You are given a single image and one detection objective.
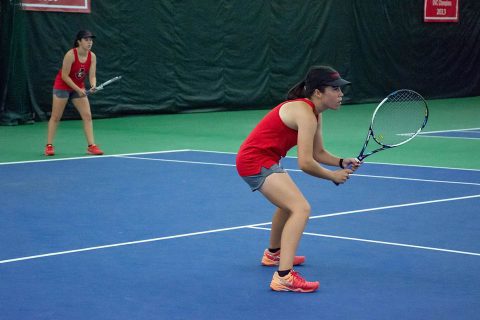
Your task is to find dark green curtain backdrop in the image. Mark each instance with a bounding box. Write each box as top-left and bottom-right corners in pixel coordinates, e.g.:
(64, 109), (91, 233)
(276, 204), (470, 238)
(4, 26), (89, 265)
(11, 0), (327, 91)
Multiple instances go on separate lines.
(1, 1), (479, 124)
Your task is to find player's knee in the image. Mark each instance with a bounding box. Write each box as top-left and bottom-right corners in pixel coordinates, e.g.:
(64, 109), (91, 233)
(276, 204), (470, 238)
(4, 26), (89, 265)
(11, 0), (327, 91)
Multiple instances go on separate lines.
(82, 113), (92, 122)
(49, 116), (61, 123)
(292, 202), (311, 220)
(302, 204), (311, 219)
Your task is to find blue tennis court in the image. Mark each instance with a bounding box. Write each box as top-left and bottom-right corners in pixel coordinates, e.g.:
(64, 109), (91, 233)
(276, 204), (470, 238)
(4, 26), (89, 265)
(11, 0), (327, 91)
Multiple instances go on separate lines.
(1, 150), (479, 320)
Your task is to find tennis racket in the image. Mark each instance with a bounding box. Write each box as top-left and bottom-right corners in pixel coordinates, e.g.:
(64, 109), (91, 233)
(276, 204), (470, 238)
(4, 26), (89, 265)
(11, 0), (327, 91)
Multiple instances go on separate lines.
(357, 89), (429, 161)
(87, 76), (122, 95)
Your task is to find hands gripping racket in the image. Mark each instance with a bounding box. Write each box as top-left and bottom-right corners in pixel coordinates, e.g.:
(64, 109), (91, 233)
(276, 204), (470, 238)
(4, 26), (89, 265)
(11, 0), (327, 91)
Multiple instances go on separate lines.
(87, 76), (122, 95)
(357, 89), (429, 161)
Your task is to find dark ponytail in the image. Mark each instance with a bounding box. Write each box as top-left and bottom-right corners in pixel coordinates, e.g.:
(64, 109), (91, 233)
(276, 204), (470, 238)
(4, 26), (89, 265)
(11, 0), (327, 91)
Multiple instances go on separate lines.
(286, 80), (306, 100)
(288, 65), (345, 100)
(73, 34), (81, 48)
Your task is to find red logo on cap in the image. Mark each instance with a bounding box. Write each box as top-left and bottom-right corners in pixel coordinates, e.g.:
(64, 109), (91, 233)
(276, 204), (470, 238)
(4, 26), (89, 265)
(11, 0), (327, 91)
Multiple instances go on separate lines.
(330, 72), (340, 79)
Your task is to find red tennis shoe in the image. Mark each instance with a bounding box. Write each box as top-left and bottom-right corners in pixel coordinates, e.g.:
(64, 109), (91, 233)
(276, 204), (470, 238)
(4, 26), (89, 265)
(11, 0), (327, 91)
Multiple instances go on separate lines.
(270, 270), (319, 292)
(261, 249), (305, 266)
(45, 144), (55, 156)
(87, 144), (104, 155)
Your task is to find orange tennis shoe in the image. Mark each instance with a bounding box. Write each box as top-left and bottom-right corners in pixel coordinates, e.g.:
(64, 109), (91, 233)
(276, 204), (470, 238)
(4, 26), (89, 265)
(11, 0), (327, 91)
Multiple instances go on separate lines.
(261, 249), (305, 266)
(270, 270), (319, 293)
(87, 144), (104, 155)
(45, 144), (55, 156)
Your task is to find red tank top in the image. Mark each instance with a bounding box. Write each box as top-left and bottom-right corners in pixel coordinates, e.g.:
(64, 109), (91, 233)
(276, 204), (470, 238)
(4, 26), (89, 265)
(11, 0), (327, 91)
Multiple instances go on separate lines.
(53, 48), (91, 91)
(236, 98), (317, 176)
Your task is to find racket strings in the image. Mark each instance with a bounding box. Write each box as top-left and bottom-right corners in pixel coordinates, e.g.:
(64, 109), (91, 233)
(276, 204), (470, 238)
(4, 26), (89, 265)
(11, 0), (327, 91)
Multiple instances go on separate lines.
(372, 90), (427, 146)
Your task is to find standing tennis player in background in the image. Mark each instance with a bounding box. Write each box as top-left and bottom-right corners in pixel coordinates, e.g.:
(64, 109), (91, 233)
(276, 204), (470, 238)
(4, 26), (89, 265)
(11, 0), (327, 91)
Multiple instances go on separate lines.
(44, 30), (103, 156)
(236, 65), (361, 292)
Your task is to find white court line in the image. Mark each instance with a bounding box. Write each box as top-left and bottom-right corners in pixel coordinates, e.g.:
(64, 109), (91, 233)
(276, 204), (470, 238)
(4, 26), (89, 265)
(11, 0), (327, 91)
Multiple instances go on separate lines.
(353, 160), (480, 172)
(1, 149), (479, 172)
(117, 155), (480, 186)
(0, 225), (249, 265)
(249, 227), (480, 257)
(416, 135), (480, 141)
(1, 194), (479, 265)
(421, 127), (480, 134)
(115, 155), (236, 167)
(189, 149), (480, 172)
(0, 149), (191, 166)
(308, 194), (480, 220)
(415, 127), (480, 140)
(349, 173), (480, 186)
(400, 131), (480, 137)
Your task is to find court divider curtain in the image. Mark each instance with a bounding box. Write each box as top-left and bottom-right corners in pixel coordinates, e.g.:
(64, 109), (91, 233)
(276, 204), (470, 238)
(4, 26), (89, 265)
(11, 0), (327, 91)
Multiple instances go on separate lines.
(1, 0), (479, 124)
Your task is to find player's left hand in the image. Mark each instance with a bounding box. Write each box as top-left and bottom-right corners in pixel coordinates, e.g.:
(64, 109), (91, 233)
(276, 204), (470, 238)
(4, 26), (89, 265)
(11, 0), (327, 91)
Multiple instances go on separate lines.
(343, 158), (362, 172)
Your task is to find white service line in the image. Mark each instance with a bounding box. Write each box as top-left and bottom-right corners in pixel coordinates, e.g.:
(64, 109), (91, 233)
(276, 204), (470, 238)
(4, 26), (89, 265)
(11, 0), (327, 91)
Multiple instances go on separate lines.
(115, 155), (236, 167)
(309, 194), (480, 219)
(2, 148), (479, 172)
(0, 149), (192, 166)
(1, 194), (478, 265)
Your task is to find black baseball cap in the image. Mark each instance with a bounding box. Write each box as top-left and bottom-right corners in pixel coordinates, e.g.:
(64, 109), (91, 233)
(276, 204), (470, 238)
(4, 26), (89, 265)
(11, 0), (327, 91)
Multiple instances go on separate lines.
(76, 30), (96, 39)
(306, 65), (350, 88)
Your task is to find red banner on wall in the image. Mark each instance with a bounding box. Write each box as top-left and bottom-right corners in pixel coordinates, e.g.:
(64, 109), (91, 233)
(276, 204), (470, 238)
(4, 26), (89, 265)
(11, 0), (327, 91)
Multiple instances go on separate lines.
(21, 0), (91, 13)
(424, 0), (459, 22)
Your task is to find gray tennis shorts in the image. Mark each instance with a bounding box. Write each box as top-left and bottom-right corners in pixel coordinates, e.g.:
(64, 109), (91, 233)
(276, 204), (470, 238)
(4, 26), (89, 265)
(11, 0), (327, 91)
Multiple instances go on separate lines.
(53, 89), (81, 99)
(241, 164), (286, 192)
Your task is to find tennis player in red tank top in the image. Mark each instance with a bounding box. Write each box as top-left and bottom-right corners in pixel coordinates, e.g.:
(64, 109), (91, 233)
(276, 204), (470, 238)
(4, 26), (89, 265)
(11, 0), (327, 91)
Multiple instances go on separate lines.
(45, 30), (103, 156)
(236, 66), (362, 292)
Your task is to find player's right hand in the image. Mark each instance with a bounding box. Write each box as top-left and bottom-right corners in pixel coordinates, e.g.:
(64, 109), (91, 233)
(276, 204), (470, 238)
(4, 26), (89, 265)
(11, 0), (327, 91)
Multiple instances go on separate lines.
(77, 89), (87, 97)
(332, 168), (353, 185)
